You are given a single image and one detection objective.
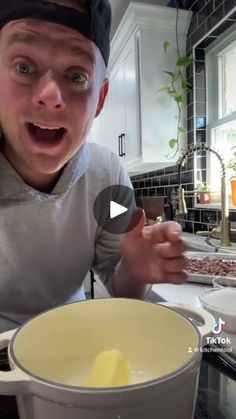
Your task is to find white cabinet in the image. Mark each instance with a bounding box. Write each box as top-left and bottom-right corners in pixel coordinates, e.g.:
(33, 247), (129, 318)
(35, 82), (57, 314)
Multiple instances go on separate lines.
(88, 87), (112, 151)
(90, 35), (140, 162)
(89, 2), (192, 174)
(109, 35), (140, 162)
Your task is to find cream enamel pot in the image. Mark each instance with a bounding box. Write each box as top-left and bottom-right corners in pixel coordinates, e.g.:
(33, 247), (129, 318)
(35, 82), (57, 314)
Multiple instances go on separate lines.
(0, 298), (215, 419)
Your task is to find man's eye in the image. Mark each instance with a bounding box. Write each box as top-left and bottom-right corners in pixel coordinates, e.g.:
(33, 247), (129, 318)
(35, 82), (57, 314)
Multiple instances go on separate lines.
(69, 71), (88, 84)
(15, 63), (33, 74)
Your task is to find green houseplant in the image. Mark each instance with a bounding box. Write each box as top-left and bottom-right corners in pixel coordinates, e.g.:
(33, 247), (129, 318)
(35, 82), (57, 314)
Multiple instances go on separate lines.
(158, 6), (194, 157)
(195, 182), (213, 205)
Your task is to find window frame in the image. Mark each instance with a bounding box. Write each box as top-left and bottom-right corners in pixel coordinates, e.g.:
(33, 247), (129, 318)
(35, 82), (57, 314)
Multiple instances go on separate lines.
(205, 23), (236, 206)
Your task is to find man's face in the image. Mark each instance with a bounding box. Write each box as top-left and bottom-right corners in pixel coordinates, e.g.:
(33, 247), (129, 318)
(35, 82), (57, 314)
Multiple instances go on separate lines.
(0, 1), (108, 187)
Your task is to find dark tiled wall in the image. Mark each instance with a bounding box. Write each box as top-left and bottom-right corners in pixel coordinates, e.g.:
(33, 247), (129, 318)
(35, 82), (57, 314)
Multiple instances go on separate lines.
(131, 0), (236, 234)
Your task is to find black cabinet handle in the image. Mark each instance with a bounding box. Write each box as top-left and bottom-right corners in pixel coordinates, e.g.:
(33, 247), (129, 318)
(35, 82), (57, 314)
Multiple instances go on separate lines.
(121, 133), (126, 157)
(118, 135), (122, 156)
(118, 133), (126, 157)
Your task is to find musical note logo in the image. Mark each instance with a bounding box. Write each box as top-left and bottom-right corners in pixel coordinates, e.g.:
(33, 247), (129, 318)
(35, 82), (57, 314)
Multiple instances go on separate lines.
(212, 318), (225, 335)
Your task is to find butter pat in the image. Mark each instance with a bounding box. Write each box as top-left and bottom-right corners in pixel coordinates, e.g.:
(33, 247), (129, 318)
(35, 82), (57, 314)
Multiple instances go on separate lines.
(84, 349), (131, 388)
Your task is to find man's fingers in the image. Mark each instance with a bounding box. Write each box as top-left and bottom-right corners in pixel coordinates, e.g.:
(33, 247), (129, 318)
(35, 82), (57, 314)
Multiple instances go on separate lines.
(156, 239), (187, 258)
(162, 256), (188, 273)
(146, 221), (183, 244)
(125, 207), (146, 237)
(163, 221), (182, 242)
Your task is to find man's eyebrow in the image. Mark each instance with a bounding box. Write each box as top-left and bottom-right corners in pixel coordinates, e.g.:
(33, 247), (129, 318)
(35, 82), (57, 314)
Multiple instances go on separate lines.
(6, 33), (95, 65)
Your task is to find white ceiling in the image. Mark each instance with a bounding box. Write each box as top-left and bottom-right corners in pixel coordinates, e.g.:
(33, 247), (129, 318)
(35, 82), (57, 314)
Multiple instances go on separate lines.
(109, 0), (169, 37)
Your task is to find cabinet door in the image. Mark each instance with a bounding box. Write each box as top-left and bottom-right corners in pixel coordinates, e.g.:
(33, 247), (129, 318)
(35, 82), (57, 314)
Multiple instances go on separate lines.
(108, 35), (141, 163)
(122, 35), (141, 163)
(88, 64), (124, 155)
(89, 35), (141, 163)
(108, 63), (126, 156)
(88, 92), (112, 149)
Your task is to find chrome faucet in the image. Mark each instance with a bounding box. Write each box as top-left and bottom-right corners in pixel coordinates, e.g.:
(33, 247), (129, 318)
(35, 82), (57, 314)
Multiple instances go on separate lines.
(177, 143), (231, 248)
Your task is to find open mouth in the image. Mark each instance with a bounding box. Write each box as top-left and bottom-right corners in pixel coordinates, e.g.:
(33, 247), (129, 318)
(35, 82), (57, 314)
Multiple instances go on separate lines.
(27, 122), (67, 146)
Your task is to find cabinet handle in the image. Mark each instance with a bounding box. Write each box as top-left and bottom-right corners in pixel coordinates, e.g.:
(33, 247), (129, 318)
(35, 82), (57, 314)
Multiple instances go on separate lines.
(118, 135), (122, 157)
(121, 133), (126, 157)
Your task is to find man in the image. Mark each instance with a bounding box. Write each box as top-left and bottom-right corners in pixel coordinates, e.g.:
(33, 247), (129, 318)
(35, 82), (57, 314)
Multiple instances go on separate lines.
(0, 0), (187, 333)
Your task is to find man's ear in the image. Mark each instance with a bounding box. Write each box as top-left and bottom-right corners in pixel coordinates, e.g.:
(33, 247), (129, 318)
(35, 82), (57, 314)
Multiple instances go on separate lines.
(95, 79), (109, 118)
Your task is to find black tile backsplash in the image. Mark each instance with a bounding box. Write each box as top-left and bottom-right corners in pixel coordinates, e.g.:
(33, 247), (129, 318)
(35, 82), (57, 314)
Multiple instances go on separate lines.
(180, 170), (194, 184)
(196, 102), (206, 116)
(195, 48), (205, 60)
(196, 74), (206, 89)
(201, 210), (217, 224)
(191, 22), (206, 45)
(189, 17), (197, 34)
(196, 130), (206, 142)
(198, 35), (218, 48)
(187, 103), (194, 118)
(196, 156), (206, 170)
(149, 187), (158, 196)
(185, 196), (194, 209)
(187, 130), (194, 144)
(214, 0), (224, 8)
(152, 178), (160, 187)
(131, 0), (236, 235)
(207, 5), (224, 30)
(225, 1), (236, 15)
(230, 212), (236, 222)
(198, 3), (214, 26)
(187, 89), (194, 103)
(189, 209), (200, 222)
(195, 60), (205, 73)
(160, 176), (170, 186)
(187, 116), (194, 131)
(186, 156), (194, 170)
(196, 88), (206, 102)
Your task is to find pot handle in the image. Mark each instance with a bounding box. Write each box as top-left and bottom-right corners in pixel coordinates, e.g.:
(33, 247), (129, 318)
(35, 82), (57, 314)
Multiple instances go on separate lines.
(159, 302), (215, 346)
(0, 329), (30, 395)
(0, 328), (17, 350)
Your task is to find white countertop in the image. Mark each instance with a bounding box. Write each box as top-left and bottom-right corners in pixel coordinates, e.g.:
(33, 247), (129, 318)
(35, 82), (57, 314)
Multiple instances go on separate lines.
(183, 232), (236, 254)
(152, 282), (209, 308)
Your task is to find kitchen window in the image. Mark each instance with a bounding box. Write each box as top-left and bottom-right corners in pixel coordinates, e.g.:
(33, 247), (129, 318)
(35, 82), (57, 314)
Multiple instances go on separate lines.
(206, 24), (236, 200)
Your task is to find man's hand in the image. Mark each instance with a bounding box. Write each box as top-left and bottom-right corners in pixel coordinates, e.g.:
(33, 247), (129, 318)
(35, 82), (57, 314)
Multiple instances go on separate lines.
(112, 208), (188, 298)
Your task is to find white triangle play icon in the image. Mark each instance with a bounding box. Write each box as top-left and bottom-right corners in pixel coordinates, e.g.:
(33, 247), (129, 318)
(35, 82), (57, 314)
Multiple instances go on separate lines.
(110, 201), (128, 219)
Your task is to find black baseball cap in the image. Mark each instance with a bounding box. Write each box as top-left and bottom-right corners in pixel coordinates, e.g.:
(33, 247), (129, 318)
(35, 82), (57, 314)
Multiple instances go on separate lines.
(0, 0), (112, 66)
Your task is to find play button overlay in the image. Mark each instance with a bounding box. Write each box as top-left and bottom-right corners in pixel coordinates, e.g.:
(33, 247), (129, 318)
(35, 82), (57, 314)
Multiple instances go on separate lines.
(110, 201), (128, 219)
(93, 185), (142, 234)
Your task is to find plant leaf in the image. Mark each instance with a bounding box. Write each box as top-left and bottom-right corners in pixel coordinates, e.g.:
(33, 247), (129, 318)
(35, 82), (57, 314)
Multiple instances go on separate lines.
(169, 138), (178, 149)
(177, 56), (194, 67)
(168, 90), (177, 96)
(181, 80), (192, 89)
(178, 127), (186, 133)
(163, 41), (170, 53)
(164, 71), (176, 78)
(156, 86), (171, 93)
(174, 94), (184, 103)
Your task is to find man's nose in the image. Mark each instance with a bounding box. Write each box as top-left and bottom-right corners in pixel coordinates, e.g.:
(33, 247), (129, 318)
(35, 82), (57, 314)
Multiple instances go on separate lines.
(32, 72), (66, 111)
